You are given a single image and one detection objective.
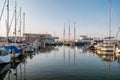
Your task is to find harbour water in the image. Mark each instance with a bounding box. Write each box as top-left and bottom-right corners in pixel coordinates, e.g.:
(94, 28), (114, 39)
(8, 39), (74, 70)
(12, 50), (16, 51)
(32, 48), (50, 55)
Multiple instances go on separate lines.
(0, 46), (120, 80)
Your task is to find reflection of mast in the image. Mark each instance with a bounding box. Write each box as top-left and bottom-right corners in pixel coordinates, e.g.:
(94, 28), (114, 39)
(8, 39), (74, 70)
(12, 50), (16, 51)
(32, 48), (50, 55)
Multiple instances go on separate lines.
(68, 47), (70, 65)
(107, 63), (111, 80)
(8, 69), (11, 80)
(74, 47), (76, 65)
(63, 46), (66, 65)
(20, 64), (22, 80)
(24, 62), (27, 80)
(15, 65), (18, 80)
(11, 61), (18, 80)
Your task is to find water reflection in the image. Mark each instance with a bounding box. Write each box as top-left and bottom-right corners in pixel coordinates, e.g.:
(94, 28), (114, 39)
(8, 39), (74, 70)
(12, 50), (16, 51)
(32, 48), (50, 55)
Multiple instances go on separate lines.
(73, 47), (76, 65)
(39, 46), (58, 53)
(0, 46), (120, 80)
(77, 46), (89, 53)
(0, 55), (27, 80)
(63, 46), (66, 65)
(91, 50), (120, 63)
(91, 50), (120, 80)
(0, 64), (10, 80)
(62, 46), (77, 66)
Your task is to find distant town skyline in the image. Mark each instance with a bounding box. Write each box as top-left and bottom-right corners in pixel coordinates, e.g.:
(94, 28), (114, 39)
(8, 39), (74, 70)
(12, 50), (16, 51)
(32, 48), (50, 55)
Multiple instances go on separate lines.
(0, 0), (120, 39)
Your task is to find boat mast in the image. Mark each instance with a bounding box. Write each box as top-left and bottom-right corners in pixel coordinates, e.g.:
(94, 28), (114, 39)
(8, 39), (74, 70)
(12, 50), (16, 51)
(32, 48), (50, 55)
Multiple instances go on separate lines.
(19, 7), (21, 37)
(63, 22), (65, 42)
(109, 0), (112, 38)
(23, 12), (25, 40)
(6, 0), (9, 43)
(74, 21), (76, 42)
(68, 21), (70, 41)
(14, 1), (17, 42)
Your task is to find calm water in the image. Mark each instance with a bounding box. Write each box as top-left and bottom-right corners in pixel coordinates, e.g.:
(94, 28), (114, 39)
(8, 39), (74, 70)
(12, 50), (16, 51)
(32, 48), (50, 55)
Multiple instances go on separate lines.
(0, 46), (120, 80)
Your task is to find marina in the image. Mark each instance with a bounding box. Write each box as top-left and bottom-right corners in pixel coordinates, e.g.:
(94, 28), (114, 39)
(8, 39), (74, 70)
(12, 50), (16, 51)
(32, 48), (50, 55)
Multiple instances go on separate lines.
(0, 0), (120, 80)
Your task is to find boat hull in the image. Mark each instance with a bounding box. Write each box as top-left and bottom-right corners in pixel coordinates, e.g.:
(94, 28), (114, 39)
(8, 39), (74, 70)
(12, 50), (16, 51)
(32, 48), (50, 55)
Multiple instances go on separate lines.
(0, 54), (11, 64)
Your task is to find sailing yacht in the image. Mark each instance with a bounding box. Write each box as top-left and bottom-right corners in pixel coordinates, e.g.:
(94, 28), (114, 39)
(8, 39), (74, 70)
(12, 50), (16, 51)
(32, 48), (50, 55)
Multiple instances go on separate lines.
(4, 1), (22, 58)
(0, 0), (11, 64)
(95, 0), (116, 55)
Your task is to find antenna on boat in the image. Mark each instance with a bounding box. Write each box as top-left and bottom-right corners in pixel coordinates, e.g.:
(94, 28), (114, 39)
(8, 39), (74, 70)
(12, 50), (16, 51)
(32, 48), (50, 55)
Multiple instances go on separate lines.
(109, 0), (112, 39)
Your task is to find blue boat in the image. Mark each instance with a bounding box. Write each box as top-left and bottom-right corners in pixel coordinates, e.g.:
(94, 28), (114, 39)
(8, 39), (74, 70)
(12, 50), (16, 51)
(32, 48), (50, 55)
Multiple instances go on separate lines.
(4, 45), (21, 58)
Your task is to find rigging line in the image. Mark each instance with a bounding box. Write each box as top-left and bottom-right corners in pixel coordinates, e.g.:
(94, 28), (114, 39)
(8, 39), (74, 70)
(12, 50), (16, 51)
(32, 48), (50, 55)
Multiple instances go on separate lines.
(18, 7), (22, 33)
(115, 26), (120, 39)
(16, 9), (21, 28)
(0, 0), (6, 21)
(8, 10), (15, 34)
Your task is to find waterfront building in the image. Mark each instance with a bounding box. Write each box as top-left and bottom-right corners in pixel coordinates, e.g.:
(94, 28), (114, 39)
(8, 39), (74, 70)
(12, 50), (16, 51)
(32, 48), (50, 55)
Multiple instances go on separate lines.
(24, 33), (59, 45)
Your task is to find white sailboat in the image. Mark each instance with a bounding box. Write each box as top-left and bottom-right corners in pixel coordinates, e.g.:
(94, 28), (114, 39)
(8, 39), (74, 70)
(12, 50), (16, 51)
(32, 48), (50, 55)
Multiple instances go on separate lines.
(95, 0), (116, 55)
(0, 0), (11, 64)
(4, 1), (21, 58)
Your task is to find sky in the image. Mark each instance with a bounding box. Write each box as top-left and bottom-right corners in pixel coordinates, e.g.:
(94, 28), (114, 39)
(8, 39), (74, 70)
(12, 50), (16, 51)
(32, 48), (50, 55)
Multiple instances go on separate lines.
(0, 0), (120, 40)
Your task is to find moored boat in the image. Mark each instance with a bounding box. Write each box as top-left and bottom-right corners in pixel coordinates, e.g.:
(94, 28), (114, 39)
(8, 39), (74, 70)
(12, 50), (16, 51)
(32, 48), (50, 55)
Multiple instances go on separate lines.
(0, 47), (11, 64)
(4, 45), (21, 58)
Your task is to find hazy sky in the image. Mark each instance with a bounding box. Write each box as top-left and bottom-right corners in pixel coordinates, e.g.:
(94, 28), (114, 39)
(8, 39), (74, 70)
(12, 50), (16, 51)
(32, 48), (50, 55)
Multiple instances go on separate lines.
(0, 0), (120, 39)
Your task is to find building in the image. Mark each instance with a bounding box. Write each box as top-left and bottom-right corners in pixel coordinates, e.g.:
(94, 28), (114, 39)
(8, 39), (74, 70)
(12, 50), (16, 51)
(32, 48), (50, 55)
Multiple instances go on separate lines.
(24, 33), (58, 42)
(24, 33), (40, 42)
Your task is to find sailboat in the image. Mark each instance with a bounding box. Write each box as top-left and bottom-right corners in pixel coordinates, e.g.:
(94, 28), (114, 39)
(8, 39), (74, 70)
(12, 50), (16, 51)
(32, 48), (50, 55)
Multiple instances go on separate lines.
(0, 0), (11, 64)
(95, 0), (116, 55)
(4, 1), (21, 58)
